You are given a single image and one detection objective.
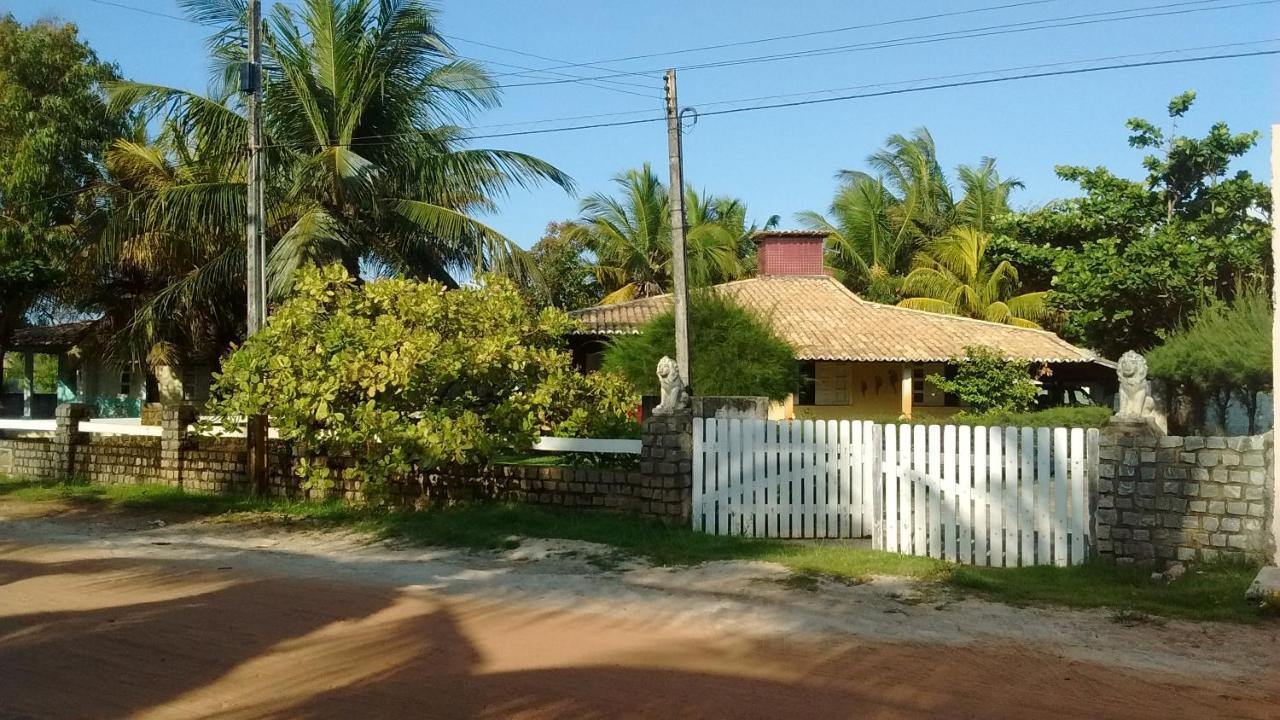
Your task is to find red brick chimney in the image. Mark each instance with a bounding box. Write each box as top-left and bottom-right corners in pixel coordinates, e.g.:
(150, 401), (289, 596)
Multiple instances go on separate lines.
(755, 230), (827, 277)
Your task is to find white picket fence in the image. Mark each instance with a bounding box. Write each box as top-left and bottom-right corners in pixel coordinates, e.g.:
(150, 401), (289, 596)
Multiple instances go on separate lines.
(692, 418), (1100, 567)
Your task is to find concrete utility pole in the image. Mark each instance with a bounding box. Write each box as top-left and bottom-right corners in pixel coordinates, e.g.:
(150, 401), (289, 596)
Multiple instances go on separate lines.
(664, 69), (692, 392)
(1271, 124), (1278, 565)
(243, 0), (268, 495)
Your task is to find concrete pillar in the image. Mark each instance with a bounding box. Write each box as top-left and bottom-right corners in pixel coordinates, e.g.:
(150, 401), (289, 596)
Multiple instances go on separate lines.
(899, 364), (913, 420)
(53, 403), (91, 479)
(160, 404), (198, 488)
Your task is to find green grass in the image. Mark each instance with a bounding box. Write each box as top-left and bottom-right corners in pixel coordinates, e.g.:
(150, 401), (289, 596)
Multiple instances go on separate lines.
(1, 475), (1267, 623)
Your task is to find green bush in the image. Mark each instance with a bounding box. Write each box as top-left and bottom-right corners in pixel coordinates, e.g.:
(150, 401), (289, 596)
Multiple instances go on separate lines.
(951, 405), (1113, 428)
(207, 265), (638, 493)
(602, 291), (797, 401)
(928, 345), (1041, 414)
(1147, 285), (1272, 432)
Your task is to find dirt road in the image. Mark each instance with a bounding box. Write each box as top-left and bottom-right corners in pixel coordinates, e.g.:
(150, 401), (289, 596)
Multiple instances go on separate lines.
(2, 500), (1277, 719)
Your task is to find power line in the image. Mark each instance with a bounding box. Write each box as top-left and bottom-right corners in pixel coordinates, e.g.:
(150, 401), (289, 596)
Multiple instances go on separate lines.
(461, 38), (1280, 131)
(257, 48), (1278, 149)
(486, 0), (1072, 77)
(445, 33), (659, 97)
(486, 0), (1277, 89)
(85, 0), (201, 24)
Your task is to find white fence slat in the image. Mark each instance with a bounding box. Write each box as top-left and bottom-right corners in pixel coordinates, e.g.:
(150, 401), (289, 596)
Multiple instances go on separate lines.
(750, 419), (765, 538)
(926, 425), (942, 559)
(0, 418), (56, 432)
(912, 424), (927, 555)
(957, 425), (973, 564)
(941, 424), (957, 562)
(1003, 427), (1019, 568)
(988, 427), (1004, 566)
(884, 425), (899, 552)
(1035, 427), (1052, 565)
(1019, 427), (1035, 566)
(532, 436), (642, 454)
(837, 421), (851, 537)
(1053, 427), (1070, 567)
(693, 419), (706, 533)
(898, 424), (912, 553)
(861, 421), (874, 537)
(972, 426), (988, 565)
(1087, 427), (1101, 558)
(1070, 427), (1086, 564)
(870, 423), (883, 549)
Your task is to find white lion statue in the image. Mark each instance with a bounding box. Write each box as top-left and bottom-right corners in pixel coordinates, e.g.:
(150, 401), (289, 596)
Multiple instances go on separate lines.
(1116, 350), (1156, 419)
(653, 355), (689, 415)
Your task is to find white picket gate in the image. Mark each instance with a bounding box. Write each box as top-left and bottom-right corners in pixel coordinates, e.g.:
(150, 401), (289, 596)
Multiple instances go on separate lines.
(692, 418), (1100, 566)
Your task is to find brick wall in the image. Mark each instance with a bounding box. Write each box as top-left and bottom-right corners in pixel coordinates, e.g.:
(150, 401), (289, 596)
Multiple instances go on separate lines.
(0, 404), (692, 525)
(1096, 424), (1274, 566)
(756, 233), (826, 276)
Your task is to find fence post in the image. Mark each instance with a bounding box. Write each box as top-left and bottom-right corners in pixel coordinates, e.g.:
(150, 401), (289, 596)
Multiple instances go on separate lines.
(640, 410), (693, 524)
(52, 402), (91, 480)
(160, 404), (198, 488)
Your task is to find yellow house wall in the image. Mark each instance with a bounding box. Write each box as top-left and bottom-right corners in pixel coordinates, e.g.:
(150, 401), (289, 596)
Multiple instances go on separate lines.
(773, 361), (964, 421)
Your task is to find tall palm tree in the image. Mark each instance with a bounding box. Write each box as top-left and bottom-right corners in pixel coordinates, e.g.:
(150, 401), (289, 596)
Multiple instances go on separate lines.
(898, 228), (1048, 328)
(567, 165), (746, 304)
(94, 0), (570, 357)
(800, 128), (1020, 303)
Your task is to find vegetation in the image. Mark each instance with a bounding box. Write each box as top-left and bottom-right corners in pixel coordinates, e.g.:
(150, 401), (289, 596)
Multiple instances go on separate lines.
(1147, 285), (1273, 433)
(2, 474), (1266, 623)
(929, 346), (1042, 414)
(602, 292), (797, 400)
(523, 222), (602, 311)
(0, 16), (125, 361)
(898, 228), (1048, 328)
(996, 92), (1271, 355)
(798, 129), (1022, 303)
(942, 405), (1113, 429)
(565, 164), (763, 304)
(206, 265), (637, 492)
(88, 0), (571, 364)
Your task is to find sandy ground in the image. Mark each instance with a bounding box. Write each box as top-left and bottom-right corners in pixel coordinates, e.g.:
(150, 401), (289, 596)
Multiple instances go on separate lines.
(1, 499), (1278, 719)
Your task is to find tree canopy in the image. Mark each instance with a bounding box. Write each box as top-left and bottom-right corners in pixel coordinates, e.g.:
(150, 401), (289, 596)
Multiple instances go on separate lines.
(602, 292), (797, 401)
(0, 16), (124, 357)
(995, 91), (1271, 356)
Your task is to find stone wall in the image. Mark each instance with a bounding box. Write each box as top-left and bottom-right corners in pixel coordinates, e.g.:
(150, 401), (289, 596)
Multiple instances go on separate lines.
(1096, 424), (1274, 566)
(0, 403), (691, 524)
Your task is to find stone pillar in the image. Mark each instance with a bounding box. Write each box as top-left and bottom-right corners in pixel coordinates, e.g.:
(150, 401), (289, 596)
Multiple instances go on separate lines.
(160, 404), (198, 488)
(639, 411), (693, 523)
(53, 403), (91, 480)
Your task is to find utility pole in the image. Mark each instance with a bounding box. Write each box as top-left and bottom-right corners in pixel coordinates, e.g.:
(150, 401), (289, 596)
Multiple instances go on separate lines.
(664, 69), (692, 393)
(243, 0), (267, 495)
(1270, 124), (1278, 565)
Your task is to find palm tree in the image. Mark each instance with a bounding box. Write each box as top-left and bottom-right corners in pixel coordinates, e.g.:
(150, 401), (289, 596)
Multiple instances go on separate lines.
(898, 228), (1048, 328)
(799, 128), (1021, 303)
(94, 0), (570, 357)
(567, 165), (746, 304)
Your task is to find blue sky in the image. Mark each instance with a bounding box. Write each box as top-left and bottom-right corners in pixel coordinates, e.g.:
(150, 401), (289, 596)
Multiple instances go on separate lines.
(6, 0), (1279, 248)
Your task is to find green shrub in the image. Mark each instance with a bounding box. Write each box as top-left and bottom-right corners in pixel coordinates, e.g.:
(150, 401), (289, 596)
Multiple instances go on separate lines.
(928, 345), (1041, 414)
(602, 291), (797, 401)
(951, 405), (1113, 428)
(1148, 285), (1272, 432)
(207, 265), (638, 493)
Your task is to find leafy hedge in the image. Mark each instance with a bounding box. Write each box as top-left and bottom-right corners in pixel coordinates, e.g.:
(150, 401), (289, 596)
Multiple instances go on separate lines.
(602, 291), (797, 401)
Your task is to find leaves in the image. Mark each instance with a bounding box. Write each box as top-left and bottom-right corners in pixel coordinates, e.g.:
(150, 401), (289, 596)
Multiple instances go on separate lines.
(206, 265), (638, 492)
(929, 346), (1041, 415)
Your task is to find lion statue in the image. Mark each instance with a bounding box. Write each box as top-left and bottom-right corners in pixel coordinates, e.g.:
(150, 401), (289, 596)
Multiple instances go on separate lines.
(653, 355), (689, 415)
(1116, 350), (1156, 419)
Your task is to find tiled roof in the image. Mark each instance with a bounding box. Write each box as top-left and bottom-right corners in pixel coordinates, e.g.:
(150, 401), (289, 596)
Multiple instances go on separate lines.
(9, 321), (97, 351)
(569, 275), (1100, 364)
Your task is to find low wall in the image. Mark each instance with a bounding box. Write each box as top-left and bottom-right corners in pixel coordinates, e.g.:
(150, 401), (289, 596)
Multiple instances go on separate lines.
(1096, 424), (1274, 565)
(0, 405), (692, 524)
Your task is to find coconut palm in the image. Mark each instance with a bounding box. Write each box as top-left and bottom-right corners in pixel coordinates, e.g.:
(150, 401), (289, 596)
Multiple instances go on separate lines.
(94, 0), (571, 357)
(898, 228), (1048, 328)
(800, 128), (1021, 303)
(567, 165), (747, 304)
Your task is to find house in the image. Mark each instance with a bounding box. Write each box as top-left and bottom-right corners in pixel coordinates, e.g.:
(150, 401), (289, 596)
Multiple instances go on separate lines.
(0, 321), (215, 419)
(567, 230), (1114, 420)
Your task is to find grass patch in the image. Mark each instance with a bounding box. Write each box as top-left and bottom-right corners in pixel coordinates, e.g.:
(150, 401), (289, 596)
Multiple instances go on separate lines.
(2, 475), (1268, 623)
(950, 562), (1264, 624)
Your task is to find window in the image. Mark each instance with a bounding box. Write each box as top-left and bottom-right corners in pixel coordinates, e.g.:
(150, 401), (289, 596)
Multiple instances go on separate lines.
(118, 367), (132, 396)
(911, 363), (946, 407)
(815, 362), (851, 406)
(797, 361), (816, 406)
(181, 365), (197, 401)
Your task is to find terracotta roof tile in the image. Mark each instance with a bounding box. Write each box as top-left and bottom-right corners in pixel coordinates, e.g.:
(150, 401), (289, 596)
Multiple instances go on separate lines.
(569, 276), (1099, 364)
(9, 321), (96, 351)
